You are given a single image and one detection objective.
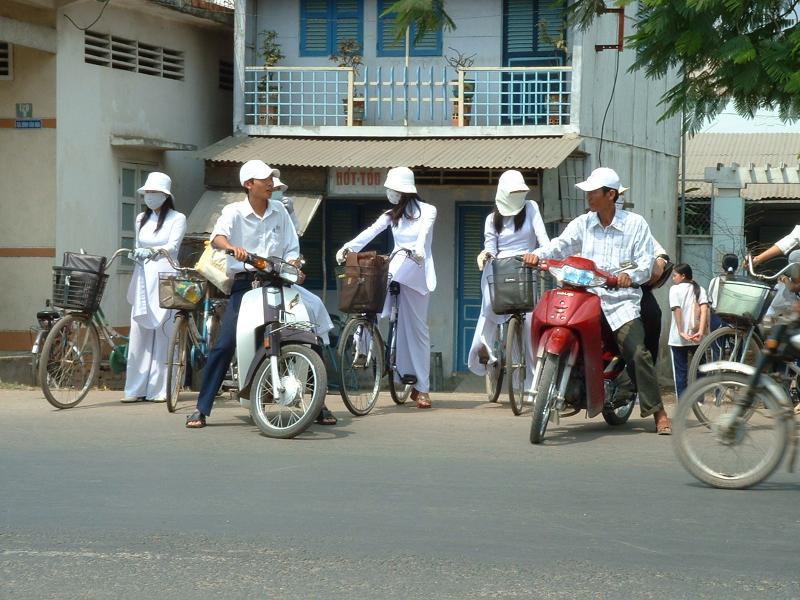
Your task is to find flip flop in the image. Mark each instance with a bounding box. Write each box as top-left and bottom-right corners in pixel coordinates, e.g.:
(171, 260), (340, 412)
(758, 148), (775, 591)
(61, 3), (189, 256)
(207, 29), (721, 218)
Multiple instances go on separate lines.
(415, 393), (431, 409)
(316, 406), (337, 425)
(185, 411), (206, 429)
(656, 417), (672, 435)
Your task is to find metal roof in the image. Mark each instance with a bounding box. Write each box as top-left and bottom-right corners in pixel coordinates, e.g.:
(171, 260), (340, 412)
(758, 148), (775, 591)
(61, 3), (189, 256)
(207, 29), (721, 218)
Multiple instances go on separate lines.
(684, 133), (800, 200)
(199, 135), (583, 170)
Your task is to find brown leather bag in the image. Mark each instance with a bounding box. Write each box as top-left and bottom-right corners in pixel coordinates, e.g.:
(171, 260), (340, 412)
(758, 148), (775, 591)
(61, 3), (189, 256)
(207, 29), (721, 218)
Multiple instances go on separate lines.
(337, 251), (389, 313)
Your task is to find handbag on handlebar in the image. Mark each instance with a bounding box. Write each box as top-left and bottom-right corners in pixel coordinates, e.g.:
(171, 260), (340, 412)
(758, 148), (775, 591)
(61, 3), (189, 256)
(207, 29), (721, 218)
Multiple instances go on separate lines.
(336, 251), (389, 313)
(194, 243), (233, 295)
(489, 257), (537, 314)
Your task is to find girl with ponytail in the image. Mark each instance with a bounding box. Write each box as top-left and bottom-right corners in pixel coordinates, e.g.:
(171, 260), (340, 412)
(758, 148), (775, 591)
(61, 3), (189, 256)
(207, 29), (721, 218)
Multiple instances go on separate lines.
(668, 263), (709, 396)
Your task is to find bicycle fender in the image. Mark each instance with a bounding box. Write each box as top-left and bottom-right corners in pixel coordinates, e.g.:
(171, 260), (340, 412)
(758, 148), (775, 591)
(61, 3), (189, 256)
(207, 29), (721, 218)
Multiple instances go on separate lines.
(698, 361), (792, 406)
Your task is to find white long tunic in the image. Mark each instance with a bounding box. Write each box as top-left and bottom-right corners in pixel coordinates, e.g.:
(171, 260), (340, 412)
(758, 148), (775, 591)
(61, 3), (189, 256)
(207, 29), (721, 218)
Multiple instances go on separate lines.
(126, 209), (187, 329)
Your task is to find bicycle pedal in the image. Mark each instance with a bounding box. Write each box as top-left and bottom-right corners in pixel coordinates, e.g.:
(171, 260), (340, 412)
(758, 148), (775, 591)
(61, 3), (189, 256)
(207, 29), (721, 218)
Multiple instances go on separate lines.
(400, 374), (418, 385)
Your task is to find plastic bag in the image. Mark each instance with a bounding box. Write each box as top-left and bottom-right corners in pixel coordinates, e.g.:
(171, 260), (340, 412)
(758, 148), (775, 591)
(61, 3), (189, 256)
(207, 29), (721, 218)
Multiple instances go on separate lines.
(194, 244), (232, 295)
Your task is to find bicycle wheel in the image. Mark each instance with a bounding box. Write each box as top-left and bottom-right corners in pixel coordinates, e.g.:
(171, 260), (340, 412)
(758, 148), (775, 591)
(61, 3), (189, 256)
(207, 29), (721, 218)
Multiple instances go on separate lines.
(687, 326), (763, 423)
(166, 314), (190, 413)
(386, 319), (412, 405)
(485, 323), (505, 403)
(338, 318), (384, 416)
(40, 314), (100, 409)
(249, 344), (327, 439)
(506, 316), (527, 415)
(673, 372), (789, 489)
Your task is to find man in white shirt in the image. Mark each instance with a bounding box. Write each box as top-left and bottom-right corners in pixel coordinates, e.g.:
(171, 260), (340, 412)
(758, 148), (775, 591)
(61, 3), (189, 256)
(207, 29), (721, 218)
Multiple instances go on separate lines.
(186, 160), (335, 428)
(523, 167), (671, 434)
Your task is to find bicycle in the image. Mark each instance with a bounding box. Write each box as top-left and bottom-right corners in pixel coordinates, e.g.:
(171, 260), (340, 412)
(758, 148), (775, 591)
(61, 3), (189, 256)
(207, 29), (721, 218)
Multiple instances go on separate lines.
(30, 301), (63, 386)
(39, 248), (131, 409)
(335, 249), (420, 416)
(156, 250), (227, 413)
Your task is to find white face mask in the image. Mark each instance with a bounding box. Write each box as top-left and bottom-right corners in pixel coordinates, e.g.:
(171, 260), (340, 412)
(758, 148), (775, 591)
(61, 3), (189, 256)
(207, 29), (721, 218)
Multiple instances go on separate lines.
(386, 189), (402, 205)
(271, 190), (283, 201)
(144, 192), (167, 210)
(507, 190), (528, 206)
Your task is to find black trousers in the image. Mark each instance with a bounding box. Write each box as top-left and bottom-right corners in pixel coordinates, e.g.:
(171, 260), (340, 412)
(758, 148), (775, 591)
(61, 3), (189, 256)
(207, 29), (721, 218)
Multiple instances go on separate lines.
(640, 287), (662, 364)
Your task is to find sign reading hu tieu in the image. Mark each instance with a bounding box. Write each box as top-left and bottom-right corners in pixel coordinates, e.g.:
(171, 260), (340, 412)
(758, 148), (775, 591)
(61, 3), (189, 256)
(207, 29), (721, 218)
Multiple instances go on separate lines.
(328, 168), (388, 197)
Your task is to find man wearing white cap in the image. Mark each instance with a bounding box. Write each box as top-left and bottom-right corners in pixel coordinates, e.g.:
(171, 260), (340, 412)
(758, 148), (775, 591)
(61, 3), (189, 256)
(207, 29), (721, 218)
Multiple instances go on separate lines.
(186, 160), (335, 428)
(523, 167), (671, 434)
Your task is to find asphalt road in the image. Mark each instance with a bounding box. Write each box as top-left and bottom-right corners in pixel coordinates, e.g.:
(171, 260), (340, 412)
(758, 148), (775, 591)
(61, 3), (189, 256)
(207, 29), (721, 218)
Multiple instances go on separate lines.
(1, 388), (799, 599)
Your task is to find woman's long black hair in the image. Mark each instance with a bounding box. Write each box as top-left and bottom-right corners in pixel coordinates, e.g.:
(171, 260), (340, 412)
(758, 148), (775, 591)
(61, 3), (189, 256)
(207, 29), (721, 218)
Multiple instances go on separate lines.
(674, 262), (700, 301)
(386, 192), (422, 227)
(138, 196), (175, 233)
(493, 206), (526, 234)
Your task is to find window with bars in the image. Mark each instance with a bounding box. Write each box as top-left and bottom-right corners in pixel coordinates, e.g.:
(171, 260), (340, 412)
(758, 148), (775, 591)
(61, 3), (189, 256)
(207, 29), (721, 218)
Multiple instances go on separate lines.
(0, 42), (12, 80)
(377, 0), (442, 57)
(300, 0), (363, 57)
(84, 31), (185, 81)
(120, 165), (155, 271)
(219, 59), (233, 90)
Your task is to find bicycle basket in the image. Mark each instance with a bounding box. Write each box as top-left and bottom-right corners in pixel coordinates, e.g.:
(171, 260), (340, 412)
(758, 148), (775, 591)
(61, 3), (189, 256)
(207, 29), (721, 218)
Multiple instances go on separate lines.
(714, 278), (774, 326)
(51, 267), (108, 312)
(335, 264), (389, 314)
(488, 258), (536, 314)
(158, 272), (206, 310)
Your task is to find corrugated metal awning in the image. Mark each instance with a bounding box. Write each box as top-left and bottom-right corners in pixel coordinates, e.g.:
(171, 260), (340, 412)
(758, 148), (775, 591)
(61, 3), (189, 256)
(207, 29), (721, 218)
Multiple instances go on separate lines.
(199, 135), (583, 170)
(685, 133), (800, 200)
(186, 190), (322, 237)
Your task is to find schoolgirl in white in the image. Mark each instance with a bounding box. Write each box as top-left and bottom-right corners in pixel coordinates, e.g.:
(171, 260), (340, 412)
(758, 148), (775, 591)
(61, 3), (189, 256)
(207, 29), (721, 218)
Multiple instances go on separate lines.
(122, 172), (187, 402)
(668, 263), (709, 397)
(467, 170), (550, 386)
(337, 167), (437, 409)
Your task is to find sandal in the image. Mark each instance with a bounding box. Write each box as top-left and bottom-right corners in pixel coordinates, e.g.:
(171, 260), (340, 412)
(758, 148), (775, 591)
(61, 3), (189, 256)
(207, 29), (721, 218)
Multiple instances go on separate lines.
(655, 416), (672, 435)
(415, 392), (431, 409)
(185, 411), (206, 429)
(316, 406), (337, 425)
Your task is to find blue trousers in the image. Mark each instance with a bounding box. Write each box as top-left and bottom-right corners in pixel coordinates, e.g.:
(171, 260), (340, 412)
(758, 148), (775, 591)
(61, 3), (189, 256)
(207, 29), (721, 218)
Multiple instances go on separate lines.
(196, 279), (251, 416)
(670, 345), (696, 398)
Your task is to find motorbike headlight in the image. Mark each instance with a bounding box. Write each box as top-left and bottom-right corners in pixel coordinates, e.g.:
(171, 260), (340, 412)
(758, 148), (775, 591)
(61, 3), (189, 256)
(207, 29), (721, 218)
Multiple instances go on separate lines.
(279, 263), (299, 283)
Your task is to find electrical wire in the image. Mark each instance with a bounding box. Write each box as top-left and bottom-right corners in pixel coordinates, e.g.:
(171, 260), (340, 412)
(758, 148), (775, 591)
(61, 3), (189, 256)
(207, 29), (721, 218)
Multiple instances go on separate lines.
(64, 0), (111, 32)
(597, 49), (621, 167)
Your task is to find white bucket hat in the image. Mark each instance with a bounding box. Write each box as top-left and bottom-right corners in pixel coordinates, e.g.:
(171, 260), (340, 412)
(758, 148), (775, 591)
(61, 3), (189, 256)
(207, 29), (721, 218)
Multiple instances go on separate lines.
(384, 166), (417, 194)
(495, 170), (529, 216)
(138, 172), (173, 198)
(576, 167), (625, 192)
(239, 160), (280, 186)
(272, 176), (288, 192)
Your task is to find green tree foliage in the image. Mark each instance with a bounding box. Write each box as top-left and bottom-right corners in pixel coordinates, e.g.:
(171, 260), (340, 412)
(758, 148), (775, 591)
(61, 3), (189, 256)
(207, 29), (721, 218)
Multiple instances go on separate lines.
(568, 0), (800, 132)
(381, 0), (456, 44)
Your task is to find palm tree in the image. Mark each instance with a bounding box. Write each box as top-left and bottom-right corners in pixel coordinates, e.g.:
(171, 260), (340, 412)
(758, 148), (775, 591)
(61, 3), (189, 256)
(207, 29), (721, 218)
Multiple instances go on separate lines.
(381, 0), (456, 67)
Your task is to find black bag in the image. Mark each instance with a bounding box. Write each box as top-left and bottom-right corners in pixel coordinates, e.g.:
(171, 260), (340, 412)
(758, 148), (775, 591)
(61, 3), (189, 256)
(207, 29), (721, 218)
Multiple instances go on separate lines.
(489, 257), (536, 314)
(51, 252), (108, 311)
(336, 251), (389, 314)
(62, 251), (107, 275)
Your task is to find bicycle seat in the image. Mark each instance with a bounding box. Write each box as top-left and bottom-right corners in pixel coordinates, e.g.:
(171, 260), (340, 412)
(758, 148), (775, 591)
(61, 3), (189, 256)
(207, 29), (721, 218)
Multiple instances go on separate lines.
(37, 309), (60, 321)
(400, 374), (418, 385)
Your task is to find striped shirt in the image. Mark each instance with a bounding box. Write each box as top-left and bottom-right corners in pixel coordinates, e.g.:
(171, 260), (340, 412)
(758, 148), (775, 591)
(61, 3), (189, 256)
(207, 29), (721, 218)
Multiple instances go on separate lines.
(534, 209), (655, 331)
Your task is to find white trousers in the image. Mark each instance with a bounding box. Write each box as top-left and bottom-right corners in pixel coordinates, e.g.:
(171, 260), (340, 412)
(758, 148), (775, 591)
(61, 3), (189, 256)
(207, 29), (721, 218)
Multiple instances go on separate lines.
(296, 286), (334, 345)
(467, 270), (535, 388)
(124, 315), (174, 399)
(394, 285), (431, 392)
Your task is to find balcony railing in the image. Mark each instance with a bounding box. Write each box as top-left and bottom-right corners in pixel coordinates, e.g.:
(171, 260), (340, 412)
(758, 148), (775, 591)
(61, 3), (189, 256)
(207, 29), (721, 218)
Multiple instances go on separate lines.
(243, 65), (572, 129)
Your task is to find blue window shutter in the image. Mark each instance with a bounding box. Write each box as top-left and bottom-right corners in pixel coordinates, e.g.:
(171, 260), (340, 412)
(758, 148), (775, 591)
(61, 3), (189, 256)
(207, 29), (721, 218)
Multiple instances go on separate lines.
(537, 2), (564, 52)
(301, 0), (330, 56)
(334, 0), (363, 51)
(505, 0), (535, 55)
(377, 0), (404, 56)
(410, 24), (441, 56)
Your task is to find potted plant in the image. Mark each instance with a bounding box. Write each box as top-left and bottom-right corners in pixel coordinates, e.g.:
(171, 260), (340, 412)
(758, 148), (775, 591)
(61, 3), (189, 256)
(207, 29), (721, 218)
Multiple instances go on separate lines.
(445, 47), (476, 126)
(258, 29), (285, 125)
(329, 38), (365, 125)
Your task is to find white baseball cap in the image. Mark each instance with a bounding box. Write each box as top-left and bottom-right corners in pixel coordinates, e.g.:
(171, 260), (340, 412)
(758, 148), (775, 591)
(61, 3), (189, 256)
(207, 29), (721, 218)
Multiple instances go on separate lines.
(272, 176), (288, 192)
(239, 160), (280, 186)
(384, 166), (417, 194)
(138, 172), (173, 198)
(576, 167), (623, 192)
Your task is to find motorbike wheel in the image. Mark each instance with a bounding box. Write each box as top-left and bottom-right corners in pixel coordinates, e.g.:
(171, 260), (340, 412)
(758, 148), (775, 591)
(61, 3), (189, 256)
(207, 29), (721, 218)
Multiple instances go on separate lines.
(673, 372), (789, 489)
(250, 344), (327, 439)
(530, 352), (561, 444)
(506, 316), (527, 416)
(338, 318), (384, 416)
(166, 314), (190, 413)
(40, 314), (100, 409)
(602, 386), (637, 426)
(485, 323), (505, 403)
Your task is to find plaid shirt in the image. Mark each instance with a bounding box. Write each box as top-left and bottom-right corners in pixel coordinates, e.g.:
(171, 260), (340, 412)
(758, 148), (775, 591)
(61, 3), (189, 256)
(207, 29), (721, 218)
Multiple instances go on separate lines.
(534, 209), (655, 331)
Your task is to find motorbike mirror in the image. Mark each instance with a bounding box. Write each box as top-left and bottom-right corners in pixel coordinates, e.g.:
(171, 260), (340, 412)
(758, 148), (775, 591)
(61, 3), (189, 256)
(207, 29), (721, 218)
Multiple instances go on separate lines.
(279, 262), (300, 283)
(721, 253), (738, 273)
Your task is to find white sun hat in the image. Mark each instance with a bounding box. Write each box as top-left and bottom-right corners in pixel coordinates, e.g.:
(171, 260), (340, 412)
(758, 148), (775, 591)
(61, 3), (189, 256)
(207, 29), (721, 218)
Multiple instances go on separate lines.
(495, 170), (530, 216)
(575, 167), (624, 192)
(138, 172), (173, 198)
(384, 166), (417, 194)
(239, 160), (280, 186)
(272, 176), (288, 192)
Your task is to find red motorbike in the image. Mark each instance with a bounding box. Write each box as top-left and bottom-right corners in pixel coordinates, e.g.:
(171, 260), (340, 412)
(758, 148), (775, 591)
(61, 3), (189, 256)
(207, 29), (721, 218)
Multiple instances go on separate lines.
(529, 256), (638, 444)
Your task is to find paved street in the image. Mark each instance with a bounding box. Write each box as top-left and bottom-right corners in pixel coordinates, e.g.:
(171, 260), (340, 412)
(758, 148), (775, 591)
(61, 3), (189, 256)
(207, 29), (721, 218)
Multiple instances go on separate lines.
(1, 387), (799, 599)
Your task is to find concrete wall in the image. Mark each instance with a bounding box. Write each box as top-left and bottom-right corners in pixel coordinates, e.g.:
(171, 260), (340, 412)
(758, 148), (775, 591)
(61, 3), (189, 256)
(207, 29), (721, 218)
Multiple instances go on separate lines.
(56, 2), (233, 326)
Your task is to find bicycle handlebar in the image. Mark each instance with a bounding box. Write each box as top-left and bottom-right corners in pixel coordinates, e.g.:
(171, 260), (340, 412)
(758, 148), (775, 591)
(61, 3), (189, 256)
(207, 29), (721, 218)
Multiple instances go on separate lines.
(744, 254), (798, 282)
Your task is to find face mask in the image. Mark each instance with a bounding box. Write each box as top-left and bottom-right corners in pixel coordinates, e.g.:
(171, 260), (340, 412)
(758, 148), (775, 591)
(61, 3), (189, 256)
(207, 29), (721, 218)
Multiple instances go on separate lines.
(144, 192), (167, 210)
(386, 189), (402, 205)
(507, 190), (528, 206)
(271, 189), (283, 201)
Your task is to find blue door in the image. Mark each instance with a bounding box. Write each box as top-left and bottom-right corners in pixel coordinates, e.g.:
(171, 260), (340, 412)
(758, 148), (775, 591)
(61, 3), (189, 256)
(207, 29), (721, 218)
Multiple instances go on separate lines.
(455, 204), (491, 371)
